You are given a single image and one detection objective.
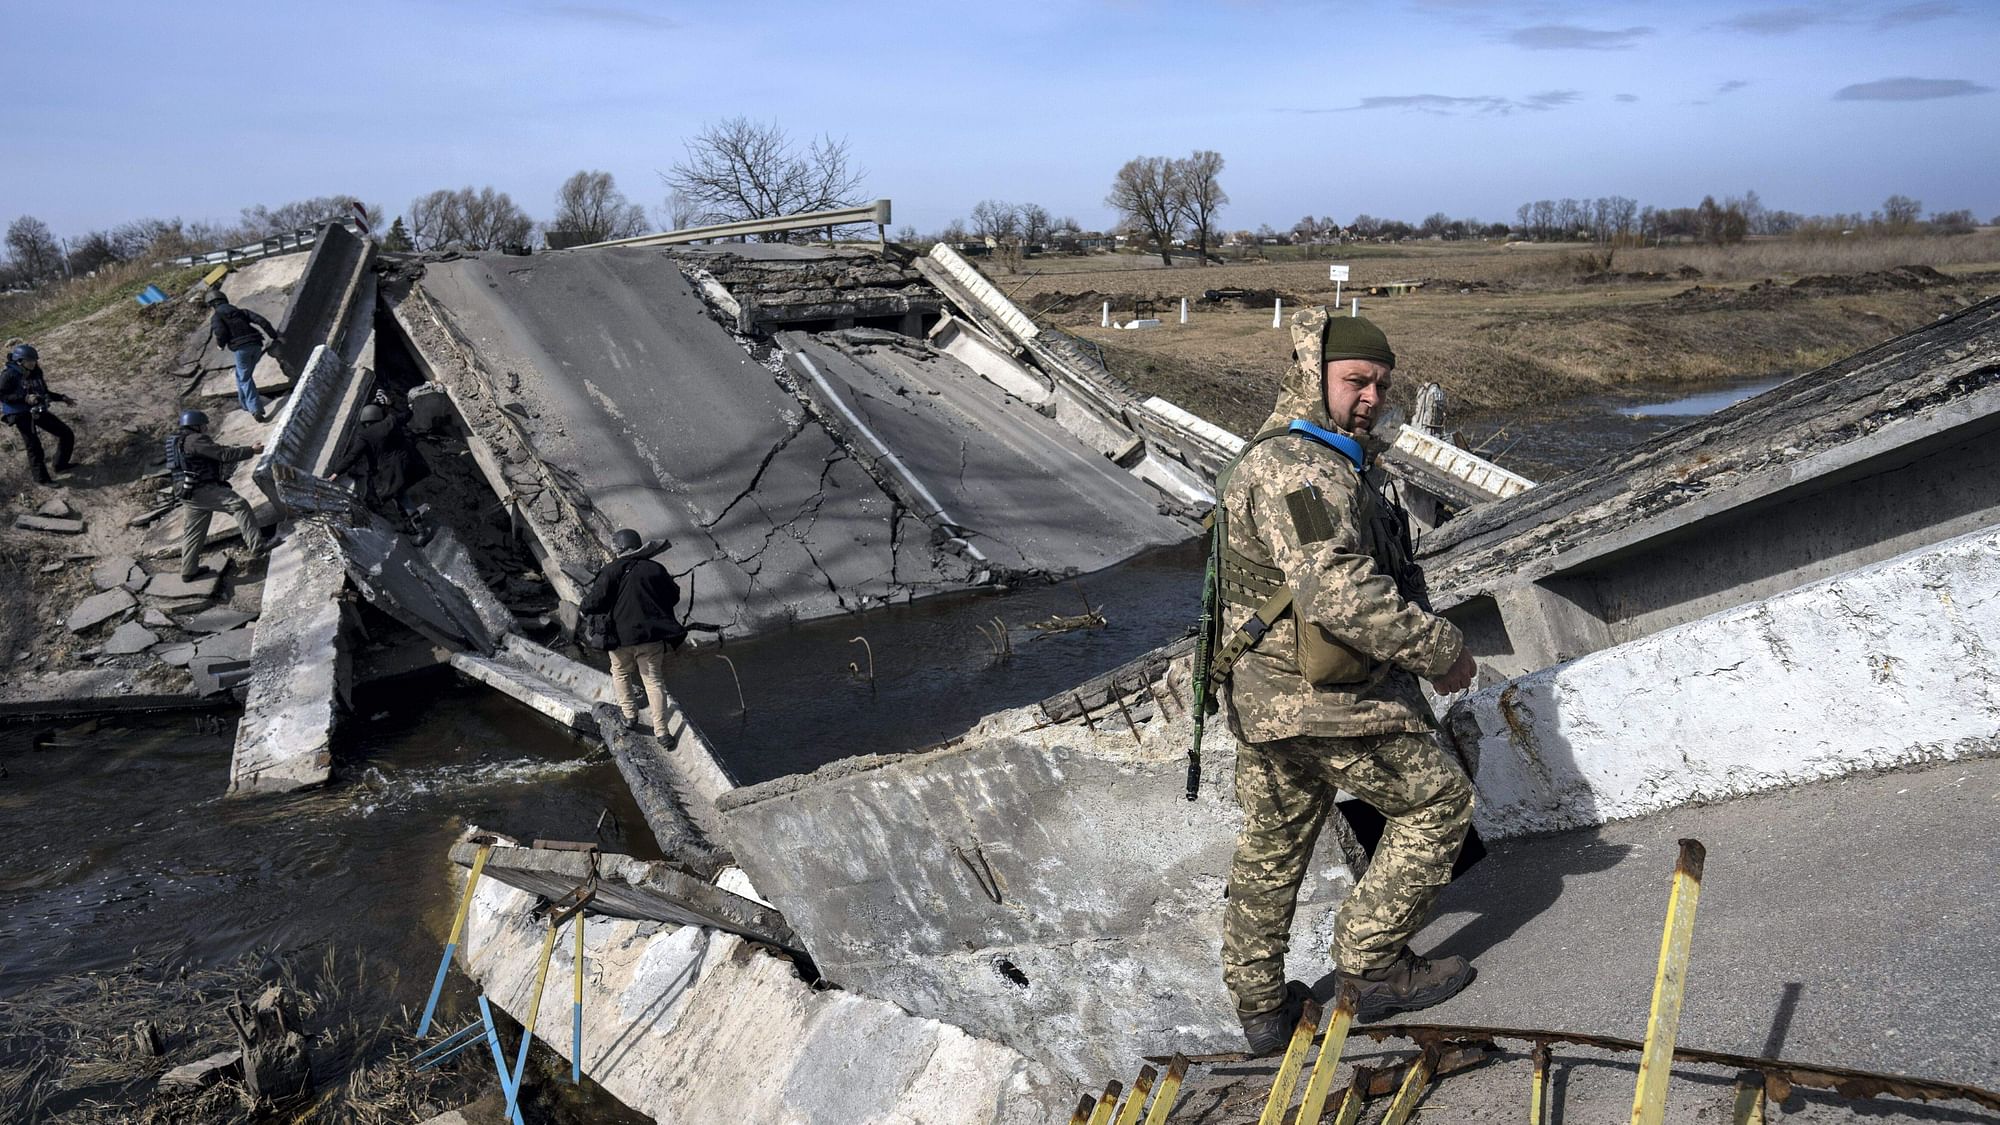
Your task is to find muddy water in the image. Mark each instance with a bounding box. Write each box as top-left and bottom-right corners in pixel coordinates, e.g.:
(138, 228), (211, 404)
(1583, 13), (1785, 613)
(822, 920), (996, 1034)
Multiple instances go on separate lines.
(0, 543), (1205, 1012)
(1456, 373), (1791, 481)
(665, 539), (1207, 785)
(0, 682), (656, 1007)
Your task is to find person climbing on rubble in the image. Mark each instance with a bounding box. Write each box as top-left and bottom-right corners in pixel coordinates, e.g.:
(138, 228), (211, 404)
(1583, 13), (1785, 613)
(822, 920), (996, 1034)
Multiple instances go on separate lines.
(168, 409), (273, 580)
(204, 288), (283, 422)
(2, 343), (78, 485)
(581, 529), (685, 737)
(1211, 307), (1480, 1055)
(326, 393), (433, 542)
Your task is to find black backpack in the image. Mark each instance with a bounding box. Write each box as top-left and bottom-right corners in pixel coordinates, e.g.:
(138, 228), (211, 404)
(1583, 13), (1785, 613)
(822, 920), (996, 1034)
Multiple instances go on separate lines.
(576, 559), (634, 651)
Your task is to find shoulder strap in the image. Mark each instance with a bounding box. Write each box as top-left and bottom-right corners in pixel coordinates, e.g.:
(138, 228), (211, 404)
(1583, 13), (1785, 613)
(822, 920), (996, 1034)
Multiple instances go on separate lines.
(1205, 420), (1367, 683)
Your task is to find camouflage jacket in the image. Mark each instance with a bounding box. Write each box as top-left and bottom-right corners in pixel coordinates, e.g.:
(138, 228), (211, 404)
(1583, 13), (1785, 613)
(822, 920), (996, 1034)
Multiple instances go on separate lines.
(1220, 306), (1463, 742)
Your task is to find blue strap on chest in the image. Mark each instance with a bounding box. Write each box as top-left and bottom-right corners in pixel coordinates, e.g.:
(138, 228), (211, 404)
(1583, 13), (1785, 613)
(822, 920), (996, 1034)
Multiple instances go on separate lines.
(1286, 420), (1368, 472)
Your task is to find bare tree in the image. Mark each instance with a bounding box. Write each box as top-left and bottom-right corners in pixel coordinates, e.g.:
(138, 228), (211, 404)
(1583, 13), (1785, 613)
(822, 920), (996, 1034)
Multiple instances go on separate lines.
(406, 187), (536, 251)
(1106, 156), (1181, 267)
(1172, 150), (1227, 265)
(659, 190), (700, 232)
(5, 216), (64, 283)
(664, 118), (864, 239)
(1019, 203), (1054, 247)
(1880, 194), (1923, 231)
(239, 195), (379, 238)
(552, 170), (648, 242)
(969, 199), (1022, 242)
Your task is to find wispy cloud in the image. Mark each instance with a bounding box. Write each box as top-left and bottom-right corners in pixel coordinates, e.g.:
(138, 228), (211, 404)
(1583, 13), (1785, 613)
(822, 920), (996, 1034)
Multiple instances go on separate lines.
(1716, 80), (1750, 94)
(1834, 76), (1994, 100)
(1507, 24), (1653, 50)
(1877, 1), (1958, 27)
(549, 4), (676, 29)
(1292, 89), (1585, 116)
(1614, 93), (1640, 103)
(1714, 7), (1829, 35)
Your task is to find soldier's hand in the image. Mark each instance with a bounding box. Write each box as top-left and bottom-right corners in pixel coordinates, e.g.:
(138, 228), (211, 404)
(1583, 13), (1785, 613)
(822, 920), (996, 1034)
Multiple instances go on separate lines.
(1430, 647), (1477, 695)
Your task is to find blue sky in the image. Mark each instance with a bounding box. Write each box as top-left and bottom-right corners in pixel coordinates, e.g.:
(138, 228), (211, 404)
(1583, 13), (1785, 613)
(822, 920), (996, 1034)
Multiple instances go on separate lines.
(4, 0), (1995, 239)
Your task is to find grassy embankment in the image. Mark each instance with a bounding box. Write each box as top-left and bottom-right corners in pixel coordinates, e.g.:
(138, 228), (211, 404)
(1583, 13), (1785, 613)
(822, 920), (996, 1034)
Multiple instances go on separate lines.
(976, 235), (2000, 438)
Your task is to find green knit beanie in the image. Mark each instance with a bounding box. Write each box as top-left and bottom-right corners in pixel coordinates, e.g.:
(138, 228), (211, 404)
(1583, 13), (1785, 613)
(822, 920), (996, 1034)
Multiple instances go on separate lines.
(1322, 314), (1396, 369)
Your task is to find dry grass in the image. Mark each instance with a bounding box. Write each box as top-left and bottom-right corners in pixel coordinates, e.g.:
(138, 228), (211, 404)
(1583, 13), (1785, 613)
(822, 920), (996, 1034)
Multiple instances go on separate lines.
(0, 262), (208, 344)
(0, 949), (489, 1124)
(1068, 273), (1998, 437)
(1609, 232), (2000, 281)
(981, 234), (2000, 305)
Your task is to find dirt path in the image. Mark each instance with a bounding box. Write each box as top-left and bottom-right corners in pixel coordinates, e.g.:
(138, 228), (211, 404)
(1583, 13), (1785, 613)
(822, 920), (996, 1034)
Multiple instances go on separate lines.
(0, 258), (302, 690)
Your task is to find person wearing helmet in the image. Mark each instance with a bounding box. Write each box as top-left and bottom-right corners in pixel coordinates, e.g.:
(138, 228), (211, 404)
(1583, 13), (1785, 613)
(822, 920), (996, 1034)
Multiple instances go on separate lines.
(325, 392), (432, 537)
(166, 408), (271, 580)
(580, 528), (685, 735)
(1, 344), (77, 485)
(205, 289), (284, 422)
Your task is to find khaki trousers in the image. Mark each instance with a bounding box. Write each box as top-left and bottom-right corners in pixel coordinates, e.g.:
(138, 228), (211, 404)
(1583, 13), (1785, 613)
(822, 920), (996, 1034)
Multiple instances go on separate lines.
(179, 484), (257, 579)
(608, 641), (669, 733)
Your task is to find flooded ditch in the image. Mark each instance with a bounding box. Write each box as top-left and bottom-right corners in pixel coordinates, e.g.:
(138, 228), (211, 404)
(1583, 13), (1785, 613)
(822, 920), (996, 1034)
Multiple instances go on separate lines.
(1456, 372), (1793, 481)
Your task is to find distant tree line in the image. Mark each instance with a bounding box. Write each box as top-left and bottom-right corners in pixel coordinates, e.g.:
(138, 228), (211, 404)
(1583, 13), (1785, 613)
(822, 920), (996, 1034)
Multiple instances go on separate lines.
(1510, 191), (1983, 246)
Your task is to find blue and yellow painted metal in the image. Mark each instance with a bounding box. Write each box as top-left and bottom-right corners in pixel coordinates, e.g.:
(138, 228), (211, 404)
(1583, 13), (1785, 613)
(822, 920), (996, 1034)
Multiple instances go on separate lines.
(418, 841), (492, 1037)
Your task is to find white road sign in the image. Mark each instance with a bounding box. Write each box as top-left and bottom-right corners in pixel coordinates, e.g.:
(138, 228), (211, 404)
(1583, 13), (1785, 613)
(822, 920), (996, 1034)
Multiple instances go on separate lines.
(1329, 264), (1350, 282)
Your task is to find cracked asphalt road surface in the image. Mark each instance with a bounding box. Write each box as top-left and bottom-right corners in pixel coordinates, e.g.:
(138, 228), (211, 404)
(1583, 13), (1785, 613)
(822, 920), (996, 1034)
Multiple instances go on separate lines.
(414, 249), (1189, 635)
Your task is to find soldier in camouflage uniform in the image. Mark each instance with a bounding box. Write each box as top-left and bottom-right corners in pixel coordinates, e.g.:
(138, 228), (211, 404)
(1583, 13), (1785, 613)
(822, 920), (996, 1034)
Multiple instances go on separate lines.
(1218, 307), (1480, 1053)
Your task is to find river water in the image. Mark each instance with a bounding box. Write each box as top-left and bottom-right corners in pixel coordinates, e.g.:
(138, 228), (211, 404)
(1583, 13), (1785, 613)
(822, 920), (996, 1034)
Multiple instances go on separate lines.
(1456, 373), (1791, 481)
(0, 374), (1779, 1112)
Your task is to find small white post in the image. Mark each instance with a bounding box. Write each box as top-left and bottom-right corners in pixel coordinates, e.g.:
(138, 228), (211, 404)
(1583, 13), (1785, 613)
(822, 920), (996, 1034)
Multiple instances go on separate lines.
(1180, 297), (1188, 324)
(1273, 298), (1283, 328)
(1101, 301), (1110, 328)
(1351, 297), (1360, 317)
(1334, 278), (1342, 305)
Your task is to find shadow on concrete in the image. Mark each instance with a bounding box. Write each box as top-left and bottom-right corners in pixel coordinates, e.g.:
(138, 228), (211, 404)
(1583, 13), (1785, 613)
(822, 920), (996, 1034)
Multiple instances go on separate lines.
(1425, 832), (1633, 966)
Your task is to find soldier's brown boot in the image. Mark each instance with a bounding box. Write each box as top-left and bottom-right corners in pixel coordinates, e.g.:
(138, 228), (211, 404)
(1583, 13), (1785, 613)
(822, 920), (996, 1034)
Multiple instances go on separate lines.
(1238, 980), (1311, 1057)
(1336, 948), (1475, 1021)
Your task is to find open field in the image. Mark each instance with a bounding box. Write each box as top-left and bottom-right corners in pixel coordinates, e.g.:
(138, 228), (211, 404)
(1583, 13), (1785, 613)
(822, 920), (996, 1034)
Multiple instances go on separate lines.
(971, 239), (2000, 441)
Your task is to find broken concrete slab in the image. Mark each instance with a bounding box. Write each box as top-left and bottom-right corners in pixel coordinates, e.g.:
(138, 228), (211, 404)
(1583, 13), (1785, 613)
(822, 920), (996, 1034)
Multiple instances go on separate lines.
(155, 642), (196, 668)
(1444, 523), (2000, 840)
(195, 626), (255, 663)
(17, 514), (85, 535)
(37, 497), (75, 518)
(183, 606), (253, 633)
(449, 840), (788, 946)
(39, 561), (61, 574)
(408, 249), (969, 634)
(457, 872), (1074, 1125)
(190, 656), (252, 696)
(714, 673), (1343, 1082)
(1427, 295), (2000, 679)
(91, 554), (138, 591)
(102, 622), (159, 655)
(333, 523), (492, 654)
(142, 608), (172, 627)
(145, 572), (221, 600)
(228, 525), (346, 796)
(66, 589), (136, 633)
(157, 1049), (241, 1090)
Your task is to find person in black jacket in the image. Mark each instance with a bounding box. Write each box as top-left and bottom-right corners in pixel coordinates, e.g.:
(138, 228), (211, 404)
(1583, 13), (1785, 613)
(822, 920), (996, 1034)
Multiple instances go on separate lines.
(326, 397), (432, 535)
(2, 344), (76, 484)
(167, 409), (272, 580)
(205, 289), (283, 421)
(581, 529), (685, 735)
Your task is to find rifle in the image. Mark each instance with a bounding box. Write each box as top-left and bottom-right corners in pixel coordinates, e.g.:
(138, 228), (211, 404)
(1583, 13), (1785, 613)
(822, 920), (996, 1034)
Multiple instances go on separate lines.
(1187, 513), (1221, 800)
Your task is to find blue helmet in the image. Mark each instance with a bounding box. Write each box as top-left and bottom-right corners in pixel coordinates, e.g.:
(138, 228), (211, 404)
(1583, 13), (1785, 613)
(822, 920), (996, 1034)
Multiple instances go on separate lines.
(8, 344), (36, 364)
(179, 409), (210, 430)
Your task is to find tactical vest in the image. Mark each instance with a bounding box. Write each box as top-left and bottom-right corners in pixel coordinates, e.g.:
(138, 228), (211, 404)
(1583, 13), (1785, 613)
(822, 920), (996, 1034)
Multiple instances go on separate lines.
(165, 431), (222, 492)
(1209, 422), (1426, 688)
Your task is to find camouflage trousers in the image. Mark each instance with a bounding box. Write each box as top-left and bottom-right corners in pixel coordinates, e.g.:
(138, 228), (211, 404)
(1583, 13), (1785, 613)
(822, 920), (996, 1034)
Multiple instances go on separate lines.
(1222, 731), (1473, 1016)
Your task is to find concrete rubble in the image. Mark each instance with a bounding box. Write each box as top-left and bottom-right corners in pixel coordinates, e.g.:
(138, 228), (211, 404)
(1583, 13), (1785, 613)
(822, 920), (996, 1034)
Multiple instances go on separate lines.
(452, 852), (1076, 1124)
(66, 589), (135, 632)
